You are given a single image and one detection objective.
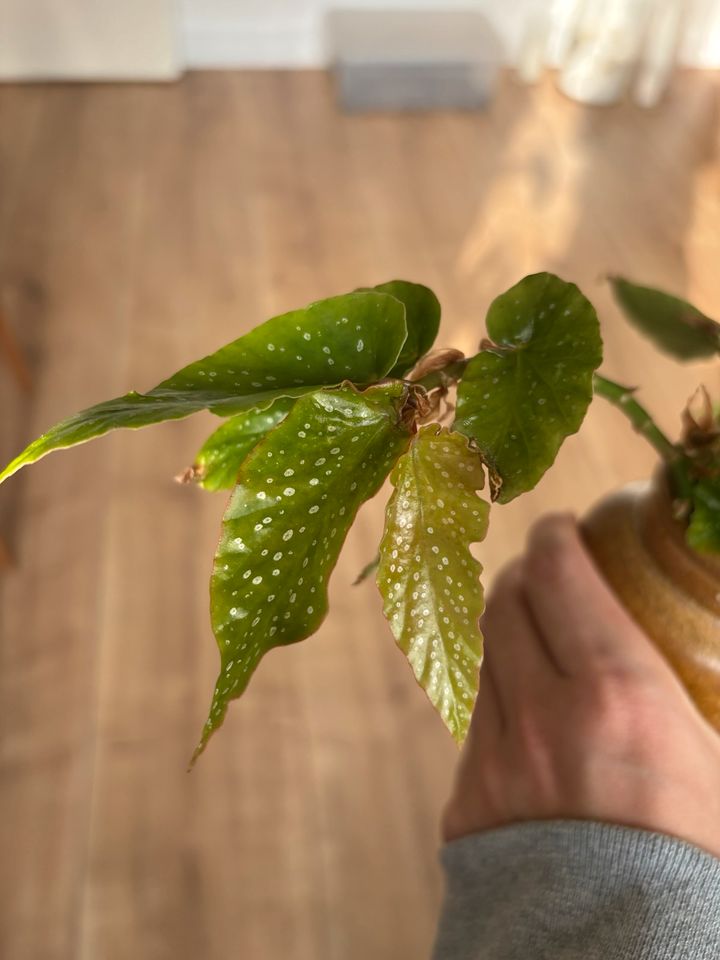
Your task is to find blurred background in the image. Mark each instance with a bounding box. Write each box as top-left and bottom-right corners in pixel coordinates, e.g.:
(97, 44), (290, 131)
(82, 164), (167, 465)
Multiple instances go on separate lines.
(0, 2), (718, 958)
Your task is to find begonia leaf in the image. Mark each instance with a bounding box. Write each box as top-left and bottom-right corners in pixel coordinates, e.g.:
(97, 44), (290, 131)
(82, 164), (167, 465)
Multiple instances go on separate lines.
(377, 425), (489, 742)
(370, 280), (441, 377)
(610, 276), (720, 360)
(189, 398), (295, 491)
(194, 382), (413, 760)
(0, 291), (407, 483)
(454, 273), (601, 502)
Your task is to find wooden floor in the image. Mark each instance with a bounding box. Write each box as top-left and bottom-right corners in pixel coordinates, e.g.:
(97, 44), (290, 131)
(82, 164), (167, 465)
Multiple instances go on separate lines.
(0, 70), (718, 960)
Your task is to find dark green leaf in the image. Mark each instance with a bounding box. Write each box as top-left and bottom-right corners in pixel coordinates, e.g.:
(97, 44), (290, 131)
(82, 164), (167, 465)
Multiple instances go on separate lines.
(371, 281), (441, 377)
(0, 291), (408, 484)
(193, 383), (413, 761)
(189, 397), (295, 491)
(454, 273), (602, 503)
(377, 425), (489, 743)
(687, 476), (720, 553)
(610, 276), (720, 360)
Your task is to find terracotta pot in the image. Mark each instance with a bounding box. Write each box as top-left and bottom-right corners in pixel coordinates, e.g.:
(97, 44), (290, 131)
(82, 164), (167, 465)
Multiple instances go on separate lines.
(582, 474), (720, 731)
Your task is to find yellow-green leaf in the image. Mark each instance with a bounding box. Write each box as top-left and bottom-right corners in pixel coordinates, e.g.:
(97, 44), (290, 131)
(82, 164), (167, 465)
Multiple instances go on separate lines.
(377, 425), (490, 742)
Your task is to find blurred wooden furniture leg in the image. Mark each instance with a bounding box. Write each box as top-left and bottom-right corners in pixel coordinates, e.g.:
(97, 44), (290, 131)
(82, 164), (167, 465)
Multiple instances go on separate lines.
(0, 310), (32, 392)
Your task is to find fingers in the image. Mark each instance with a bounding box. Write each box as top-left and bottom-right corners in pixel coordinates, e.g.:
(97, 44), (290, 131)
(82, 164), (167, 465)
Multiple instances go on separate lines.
(481, 559), (562, 718)
(444, 651), (509, 841)
(522, 513), (669, 678)
(470, 655), (505, 745)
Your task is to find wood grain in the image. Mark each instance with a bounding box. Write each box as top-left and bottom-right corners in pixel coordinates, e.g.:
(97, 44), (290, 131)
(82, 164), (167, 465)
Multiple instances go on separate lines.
(0, 70), (718, 960)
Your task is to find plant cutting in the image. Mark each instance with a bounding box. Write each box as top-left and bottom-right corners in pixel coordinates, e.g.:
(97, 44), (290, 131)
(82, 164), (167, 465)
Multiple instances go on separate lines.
(1, 272), (718, 762)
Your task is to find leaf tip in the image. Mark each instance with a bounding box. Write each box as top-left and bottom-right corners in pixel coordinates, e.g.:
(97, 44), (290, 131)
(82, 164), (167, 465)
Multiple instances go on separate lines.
(187, 741), (205, 772)
(188, 717), (216, 770)
(0, 457), (22, 487)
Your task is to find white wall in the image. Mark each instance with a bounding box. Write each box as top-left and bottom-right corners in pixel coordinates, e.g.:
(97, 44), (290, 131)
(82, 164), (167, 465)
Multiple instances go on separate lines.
(179, 0), (539, 68)
(0, 0), (180, 79)
(1, 0), (717, 79)
(180, 0), (321, 67)
(180, 0), (720, 69)
(681, 0), (720, 65)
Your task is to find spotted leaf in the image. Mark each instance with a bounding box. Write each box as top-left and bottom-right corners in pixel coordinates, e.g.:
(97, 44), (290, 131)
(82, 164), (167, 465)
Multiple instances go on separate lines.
(188, 397), (295, 491)
(377, 425), (490, 743)
(194, 383), (413, 760)
(0, 291), (408, 484)
(454, 273), (602, 503)
(610, 276), (720, 360)
(370, 280), (441, 377)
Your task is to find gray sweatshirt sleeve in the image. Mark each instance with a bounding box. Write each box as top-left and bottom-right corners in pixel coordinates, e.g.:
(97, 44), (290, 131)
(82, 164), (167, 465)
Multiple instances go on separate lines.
(432, 820), (720, 960)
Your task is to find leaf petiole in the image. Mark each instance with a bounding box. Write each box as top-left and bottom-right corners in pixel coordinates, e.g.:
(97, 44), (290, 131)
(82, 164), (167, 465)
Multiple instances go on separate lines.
(592, 373), (695, 504)
(592, 374), (677, 461)
(412, 358), (468, 393)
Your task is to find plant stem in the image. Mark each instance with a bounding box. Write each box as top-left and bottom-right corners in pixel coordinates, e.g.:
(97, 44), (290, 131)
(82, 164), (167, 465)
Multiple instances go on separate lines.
(414, 358), (468, 393)
(592, 374), (677, 461)
(414, 363), (696, 503)
(593, 373), (695, 502)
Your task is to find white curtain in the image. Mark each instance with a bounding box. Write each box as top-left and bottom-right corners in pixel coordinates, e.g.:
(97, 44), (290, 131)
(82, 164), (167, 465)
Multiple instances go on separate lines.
(517, 0), (719, 107)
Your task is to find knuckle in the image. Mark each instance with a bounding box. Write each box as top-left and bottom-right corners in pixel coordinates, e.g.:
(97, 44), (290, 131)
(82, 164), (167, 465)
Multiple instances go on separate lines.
(525, 528), (576, 588)
(574, 667), (663, 747)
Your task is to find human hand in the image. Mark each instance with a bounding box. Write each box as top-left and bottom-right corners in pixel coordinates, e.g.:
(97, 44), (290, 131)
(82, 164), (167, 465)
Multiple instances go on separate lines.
(442, 513), (720, 859)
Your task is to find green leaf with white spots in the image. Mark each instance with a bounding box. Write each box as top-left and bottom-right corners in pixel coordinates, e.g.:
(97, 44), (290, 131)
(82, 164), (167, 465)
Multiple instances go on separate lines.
(454, 273), (602, 503)
(194, 383), (413, 761)
(610, 276), (720, 360)
(370, 280), (441, 377)
(377, 425), (490, 743)
(0, 291), (408, 484)
(189, 397), (295, 491)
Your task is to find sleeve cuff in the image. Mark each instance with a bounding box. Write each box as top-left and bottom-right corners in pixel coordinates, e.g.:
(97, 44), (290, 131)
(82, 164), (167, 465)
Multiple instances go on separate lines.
(433, 820), (720, 960)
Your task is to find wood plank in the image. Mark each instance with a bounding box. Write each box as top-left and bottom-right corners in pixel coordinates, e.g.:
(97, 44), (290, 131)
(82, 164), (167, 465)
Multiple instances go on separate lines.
(0, 85), (45, 556)
(0, 85), (155, 960)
